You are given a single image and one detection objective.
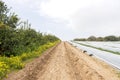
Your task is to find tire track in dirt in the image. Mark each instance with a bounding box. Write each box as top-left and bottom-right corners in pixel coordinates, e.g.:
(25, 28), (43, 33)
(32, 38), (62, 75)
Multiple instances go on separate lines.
(64, 42), (119, 80)
(64, 42), (104, 80)
(37, 42), (77, 80)
(4, 42), (119, 80)
(4, 42), (60, 80)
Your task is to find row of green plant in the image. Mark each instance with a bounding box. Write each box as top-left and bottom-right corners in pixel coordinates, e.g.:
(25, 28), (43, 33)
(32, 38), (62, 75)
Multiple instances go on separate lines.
(74, 41), (120, 55)
(0, 41), (59, 79)
(0, 1), (60, 79)
(0, 25), (59, 57)
(74, 35), (120, 41)
(0, 1), (59, 57)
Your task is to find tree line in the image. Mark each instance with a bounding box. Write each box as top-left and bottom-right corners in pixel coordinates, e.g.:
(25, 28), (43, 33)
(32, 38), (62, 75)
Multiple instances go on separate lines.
(0, 1), (59, 57)
(74, 35), (120, 41)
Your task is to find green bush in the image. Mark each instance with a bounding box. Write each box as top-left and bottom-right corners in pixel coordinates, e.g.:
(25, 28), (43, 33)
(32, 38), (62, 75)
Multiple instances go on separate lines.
(0, 56), (24, 69)
(0, 0), (60, 79)
(0, 62), (9, 79)
(0, 41), (59, 79)
(8, 57), (24, 69)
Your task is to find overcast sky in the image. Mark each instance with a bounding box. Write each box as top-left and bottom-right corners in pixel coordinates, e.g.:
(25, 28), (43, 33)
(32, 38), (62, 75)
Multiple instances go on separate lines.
(3, 0), (120, 40)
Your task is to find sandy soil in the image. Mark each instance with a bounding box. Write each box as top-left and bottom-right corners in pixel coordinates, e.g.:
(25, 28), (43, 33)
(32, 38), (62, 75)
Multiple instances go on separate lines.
(4, 42), (120, 80)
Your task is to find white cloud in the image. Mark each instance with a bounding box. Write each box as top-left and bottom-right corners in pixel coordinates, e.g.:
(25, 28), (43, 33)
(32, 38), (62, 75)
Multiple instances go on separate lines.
(5, 0), (30, 5)
(40, 0), (80, 20)
(3, 0), (120, 39)
(70, 0), (120, 30)
(40, 0), (104, 20)
(4, 0), (42, 9)
(40, 0), (120, 37)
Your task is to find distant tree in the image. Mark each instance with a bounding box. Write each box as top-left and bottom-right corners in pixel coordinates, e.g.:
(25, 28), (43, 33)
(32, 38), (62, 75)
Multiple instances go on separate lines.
(73, 35), (120, 41)
(104, 35), (118, 41)
(87, 36), (96, 41)
(118, 36), (120, 41)
(96, 37), (104, 41)
(74, 38), (86, 41)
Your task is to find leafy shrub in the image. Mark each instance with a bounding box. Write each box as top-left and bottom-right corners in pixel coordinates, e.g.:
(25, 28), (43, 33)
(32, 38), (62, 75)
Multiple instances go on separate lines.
(0, 41), (59, 79)
(0, 0), (60, 79)
(0, 62), (9, 79)
(8, 57), (24, 69)
(20, 41), (59, 61)
(0, 56), (24, 69)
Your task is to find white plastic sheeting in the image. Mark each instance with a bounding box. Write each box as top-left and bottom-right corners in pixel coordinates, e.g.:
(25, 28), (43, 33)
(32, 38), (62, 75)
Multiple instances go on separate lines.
(69, 41), (120, 69)
(76, 41), (120, 52)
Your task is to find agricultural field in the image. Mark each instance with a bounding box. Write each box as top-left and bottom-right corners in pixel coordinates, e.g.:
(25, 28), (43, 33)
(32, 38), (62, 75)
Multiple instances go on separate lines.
(1, 0), (120, 80)
(4, 42), (120, 80)
(70, 41), (120, 70)
(74, 41), (120, 55)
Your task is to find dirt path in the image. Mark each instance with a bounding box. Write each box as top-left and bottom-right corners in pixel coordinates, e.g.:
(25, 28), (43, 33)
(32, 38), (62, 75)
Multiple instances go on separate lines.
(5, 42), (119, 80)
